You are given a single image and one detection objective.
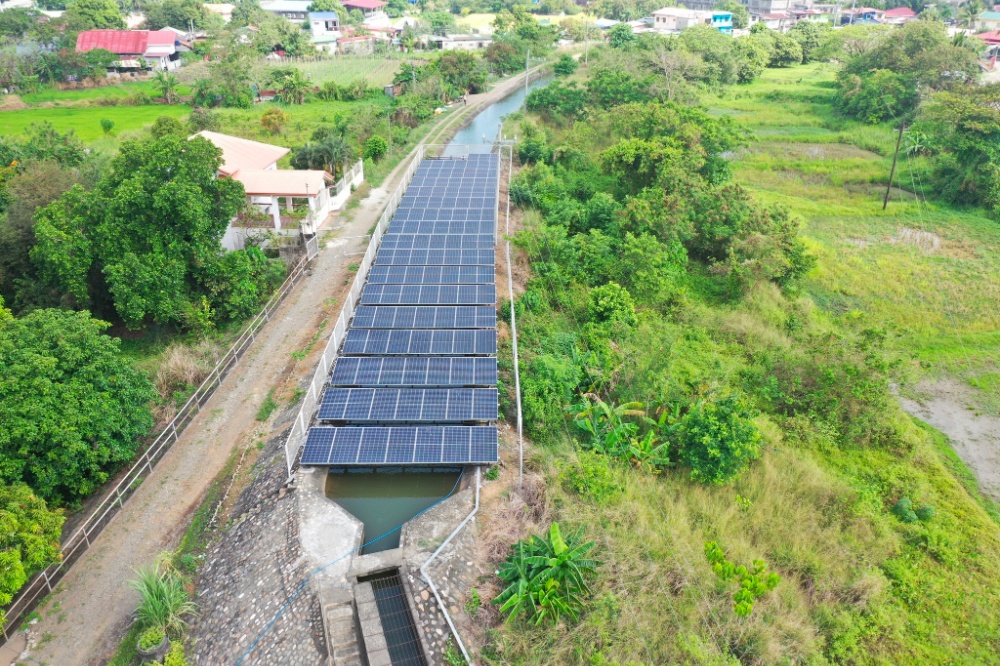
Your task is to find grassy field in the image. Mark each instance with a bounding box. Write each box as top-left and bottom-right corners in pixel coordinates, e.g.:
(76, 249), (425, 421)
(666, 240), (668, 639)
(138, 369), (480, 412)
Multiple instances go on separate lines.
(20, 80), (194, 106)
(274, 52), (436, 88)
(704, 63), (1000, 404)
(0, 104), (189, 141)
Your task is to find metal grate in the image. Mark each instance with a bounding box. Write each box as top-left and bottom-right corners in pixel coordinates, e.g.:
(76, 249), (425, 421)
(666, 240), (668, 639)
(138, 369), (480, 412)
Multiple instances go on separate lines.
(366, 572), (428, 666)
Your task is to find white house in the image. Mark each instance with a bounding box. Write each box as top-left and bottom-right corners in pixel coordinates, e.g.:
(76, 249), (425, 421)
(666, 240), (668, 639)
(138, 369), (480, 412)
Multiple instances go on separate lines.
(75, 30), (180, 70)
(192, 131), (364, 250)
(309, 11), (341, 52)
(428, 33), (494, 50)
(342, 0), (387, 19)
(652, 7), (733, 33)
(260, 0), (311, 21)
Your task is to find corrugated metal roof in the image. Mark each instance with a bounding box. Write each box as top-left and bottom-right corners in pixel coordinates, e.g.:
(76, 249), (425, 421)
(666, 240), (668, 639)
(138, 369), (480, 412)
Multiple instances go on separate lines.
(76, 29), (176, 56)
(234, 169), (328, 196)
(342, 0), (387, 9)
(310, 11), (339, 19)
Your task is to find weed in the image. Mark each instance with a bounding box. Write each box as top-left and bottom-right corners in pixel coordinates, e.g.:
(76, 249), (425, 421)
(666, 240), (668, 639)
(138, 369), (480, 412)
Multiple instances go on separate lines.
(443, 638), (465, 666)
(484, 465), (500, 481)
(465, 588), (481, 617)
(255, 389), (279, 422)
(348, 263), (360, 272)
(289, 387), (306, 405)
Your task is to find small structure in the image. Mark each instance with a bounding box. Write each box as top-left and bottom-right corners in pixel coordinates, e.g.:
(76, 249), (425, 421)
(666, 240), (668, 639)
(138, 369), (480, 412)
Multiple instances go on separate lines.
(753, 11), (793, 29)
(979, 10), (1000, 31)
(652, 7), (733, 33)
(75, 29), (180, 70)
(338, 34), (375, 54)
(790, 7), (832, 22)
(342, 0), (387, 19)
(840, 7), (879, 24)
(882, 6), (916, 23)
(309, 10), (341, 52)
(427, 33), (493, 50)
(204, 2), (235, 22)
(260, 0), (311, 20)
(191, 131), (364, 250)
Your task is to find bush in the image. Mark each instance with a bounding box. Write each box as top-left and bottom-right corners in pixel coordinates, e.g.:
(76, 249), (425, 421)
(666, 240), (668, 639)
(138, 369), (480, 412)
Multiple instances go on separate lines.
(163, 640), (188, 666)
(151, 115), (185, 139)
(260, 107), (288, 135)
(100, 118), (114, 134)
(553, 53), (578, 77)
(563, 450), (621, 502)
(363, 135), (389, 162)
(678, 393), (762, 484)
(138, 625), (166, 650)
(586, 282), (636, 327)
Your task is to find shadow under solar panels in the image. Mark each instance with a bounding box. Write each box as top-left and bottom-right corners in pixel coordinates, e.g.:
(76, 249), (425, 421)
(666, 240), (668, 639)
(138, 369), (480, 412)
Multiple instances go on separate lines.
(301, 426), (498, 465)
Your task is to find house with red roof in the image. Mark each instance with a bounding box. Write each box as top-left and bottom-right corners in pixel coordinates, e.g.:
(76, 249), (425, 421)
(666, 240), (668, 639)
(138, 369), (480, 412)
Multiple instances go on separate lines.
(883, 6), (917, 23)
(342, 0), (387, 19)
(75, 30), (180, 70)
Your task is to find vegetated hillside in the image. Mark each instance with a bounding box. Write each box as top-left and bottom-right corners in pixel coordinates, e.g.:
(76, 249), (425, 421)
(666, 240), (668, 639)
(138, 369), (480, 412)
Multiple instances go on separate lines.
(483, 53), (1000, 664)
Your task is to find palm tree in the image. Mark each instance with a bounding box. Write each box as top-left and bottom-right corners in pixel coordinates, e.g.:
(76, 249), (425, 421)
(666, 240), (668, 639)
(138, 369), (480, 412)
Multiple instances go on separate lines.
(959, 0), (983, 29)
(277, 69), (311, 105)
(153, 71), (178, 104)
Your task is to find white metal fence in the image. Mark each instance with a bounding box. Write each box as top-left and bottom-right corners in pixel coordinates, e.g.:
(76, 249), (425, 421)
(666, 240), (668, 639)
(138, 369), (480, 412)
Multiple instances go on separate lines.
(0, 241), (318, 643)
(282, 144), (426, 480)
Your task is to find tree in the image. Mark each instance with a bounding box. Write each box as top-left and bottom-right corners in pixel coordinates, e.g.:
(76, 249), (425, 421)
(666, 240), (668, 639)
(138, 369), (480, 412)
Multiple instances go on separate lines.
(0, 308), (156, 503)
(0, 483), (64, 629)
(63, 0), (125, 31)
(31, 136), (249, 329)
(150, 114), (185, 138)
(553, 53), (578, 77)
(769, 32), (803, 67)
(646, 43), (702, 101)
(0, 8), (41, 40)
(957, 0), (983, 29)
(363, 135), (388, 162)
(152, 70), (178, 103)
(230, 0), (263, 26)
(423, 10), (456, 35)
(435, 50), (488, 93)
(678, 393), (762, 484)
(291, 128), (352, 177)
(788, 20), (831, 62)
(143, 0), (216, 30)
(608, 23), (636, 50)
(273, 67), (311, 104)
(733, 34), (771, 83)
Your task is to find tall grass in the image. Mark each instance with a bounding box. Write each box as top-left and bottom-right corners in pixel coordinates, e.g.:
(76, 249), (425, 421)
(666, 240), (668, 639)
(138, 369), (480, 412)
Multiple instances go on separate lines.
(130, 561), (196, 634)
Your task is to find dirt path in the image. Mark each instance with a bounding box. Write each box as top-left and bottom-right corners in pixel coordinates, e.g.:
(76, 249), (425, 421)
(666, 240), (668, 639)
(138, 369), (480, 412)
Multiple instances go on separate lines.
(899, 379), (1000, 502)
(3, 68), (548, 666)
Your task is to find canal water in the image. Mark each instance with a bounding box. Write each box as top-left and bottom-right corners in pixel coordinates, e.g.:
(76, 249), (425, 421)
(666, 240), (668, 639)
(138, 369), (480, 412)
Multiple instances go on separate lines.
(325, 468), (462, 554)
(447, 74), (554, 147)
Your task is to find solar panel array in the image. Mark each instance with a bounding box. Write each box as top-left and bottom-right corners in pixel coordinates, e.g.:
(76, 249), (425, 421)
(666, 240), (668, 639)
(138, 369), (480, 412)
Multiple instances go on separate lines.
(301, 154), (501, 467)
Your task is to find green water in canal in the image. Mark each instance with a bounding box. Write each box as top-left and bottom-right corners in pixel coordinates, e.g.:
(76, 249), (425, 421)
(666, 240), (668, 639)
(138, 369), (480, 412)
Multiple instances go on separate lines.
(325, 468), (461, 554)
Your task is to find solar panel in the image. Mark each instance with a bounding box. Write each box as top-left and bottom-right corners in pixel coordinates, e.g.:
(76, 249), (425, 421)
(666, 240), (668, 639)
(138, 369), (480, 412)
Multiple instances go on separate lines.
(318, 388), (498, 422)
(331, 356), (497, 387)
(360, 285), (496, 306)
(387, 221), (496, 235)
(300, 426), (498, 465)
(378, 234), (494, 250)
(340, 328), (497, 355)
(367, 265), (495, 285)
(373, 248), (495, 266)
(351, 306), (496, 329)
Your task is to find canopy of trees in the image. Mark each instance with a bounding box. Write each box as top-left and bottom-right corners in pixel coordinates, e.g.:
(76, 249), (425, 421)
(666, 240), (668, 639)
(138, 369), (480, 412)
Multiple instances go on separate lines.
(0, 306), (155, 503)
(63, 0), (125, 31)
(31, 135), (284, 330)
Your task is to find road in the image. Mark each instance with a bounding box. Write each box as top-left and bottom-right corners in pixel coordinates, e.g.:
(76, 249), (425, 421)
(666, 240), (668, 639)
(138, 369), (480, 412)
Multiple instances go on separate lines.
(1, 66), (547, 666)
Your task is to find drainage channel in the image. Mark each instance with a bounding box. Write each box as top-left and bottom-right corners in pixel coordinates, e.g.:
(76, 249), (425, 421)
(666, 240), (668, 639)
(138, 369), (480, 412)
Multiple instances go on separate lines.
(356, 571), (428, 666)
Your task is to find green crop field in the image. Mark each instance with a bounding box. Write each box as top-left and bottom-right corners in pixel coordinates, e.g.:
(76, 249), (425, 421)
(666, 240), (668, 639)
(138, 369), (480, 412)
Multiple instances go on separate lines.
(705, 63), (1000, 405)
(19, 80), (193, 106)
(274, 53), (436, 88)
(0, 104), (189, 141)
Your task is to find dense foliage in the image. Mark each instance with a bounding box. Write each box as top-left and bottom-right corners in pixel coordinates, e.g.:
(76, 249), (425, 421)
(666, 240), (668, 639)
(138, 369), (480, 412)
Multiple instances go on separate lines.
(0, 307), (155, 503)
(0, 484), (64, 629)
(31, 135), (285, 330)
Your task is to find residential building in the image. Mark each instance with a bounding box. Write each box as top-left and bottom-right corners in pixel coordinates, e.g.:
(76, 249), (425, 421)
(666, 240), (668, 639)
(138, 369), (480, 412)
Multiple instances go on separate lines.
(752, 12), (794, 29)
(652, 6), (733, 33)
(337, 34), (375, 54)
(75, 30), (180, 70)
(883, 6), (916, 23)
(746, 0), (790, 18)
(840, 7), (879, 23)
(790, 8), (832, 22)
(309, 11), (340, 52)
(260, 0), (312, 21)
(677, 0), (715, 10)
(192, 131), (364, 249)
(427, 33), (494, 50)
(978, 11), (1000, 31)
(342, 0), (388, 20)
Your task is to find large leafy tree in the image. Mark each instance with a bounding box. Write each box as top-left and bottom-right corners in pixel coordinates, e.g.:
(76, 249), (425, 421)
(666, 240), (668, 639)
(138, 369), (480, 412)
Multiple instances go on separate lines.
(143, 0), (219, 30)
(0, 483), (64, 629)
(63, 0), (125, 31)
(31, 136), (248, 329)
(0, 307), (155, 503)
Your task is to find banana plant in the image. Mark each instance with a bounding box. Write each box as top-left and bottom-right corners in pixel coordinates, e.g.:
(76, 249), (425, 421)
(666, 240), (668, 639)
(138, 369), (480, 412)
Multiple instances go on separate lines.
(571, 394), (644, 457)
(627, 430), (672, 473)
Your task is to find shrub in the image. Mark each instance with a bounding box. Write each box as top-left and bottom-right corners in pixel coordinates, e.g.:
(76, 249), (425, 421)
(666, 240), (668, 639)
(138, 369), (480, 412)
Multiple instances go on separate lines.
(363, 135), (388, 162)
(891, 497), (918, 523)
(187, 108), (219, 132)
(586, 282), (636, 327)
(915, 504), (935, 523)
(553, 54), (578, 77)
(705, 541), (780, 617)
(100, 118), (114, 134)
(151, 115), (185, 139)
(130, 563), (196, 634)
(678, 393), (762, 485)
(138, 625), (166, 650)
(260, 107), (288, 135)
(163, 640), (188, 666)
(563, 450), (621, 502)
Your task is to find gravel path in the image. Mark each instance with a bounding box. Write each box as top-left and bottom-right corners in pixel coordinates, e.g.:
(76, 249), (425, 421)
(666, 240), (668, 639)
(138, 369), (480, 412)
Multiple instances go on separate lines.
(4, 67), (545, 666)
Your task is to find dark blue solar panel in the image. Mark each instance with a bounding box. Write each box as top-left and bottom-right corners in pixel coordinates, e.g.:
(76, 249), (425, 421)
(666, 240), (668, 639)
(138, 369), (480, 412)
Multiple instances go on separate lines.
(331, 357), (497, 387)
(373, 248), (495, 266)
(351, 306), (496, 329)
(318, 388), (498, 422)
(378, 234), (494, 249)
(300, 426), (498, 466)
(367, 265), (495, 285)
(360, 285), (496, 306)
(340, 329), (497, 355)
(387, 221), (496, 235)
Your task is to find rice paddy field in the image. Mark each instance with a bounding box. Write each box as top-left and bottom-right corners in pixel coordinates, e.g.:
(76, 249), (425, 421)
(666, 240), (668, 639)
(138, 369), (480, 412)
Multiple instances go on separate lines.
(0, 104), (190, 141)
(704, 62), (1000, 407)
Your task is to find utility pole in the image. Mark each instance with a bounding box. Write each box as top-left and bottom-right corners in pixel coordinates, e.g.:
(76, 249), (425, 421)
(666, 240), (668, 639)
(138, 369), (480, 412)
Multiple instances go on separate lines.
(585, 21), (589, 64)
(883, 122), (905, 210)
(525, 48), (530, 98)
(387, 106), (392, 151)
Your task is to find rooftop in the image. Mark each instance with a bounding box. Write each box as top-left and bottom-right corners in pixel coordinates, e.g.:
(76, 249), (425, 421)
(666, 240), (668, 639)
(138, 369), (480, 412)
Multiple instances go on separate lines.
(884, 6), (915, 16)
(233, 169), (329, 197)
(76, 29), (177, 55)
(309, 11), (339, 19)
(980, 10), (1000, 19)
(191, 131), (290, 176)
(342, 0), (388, 8)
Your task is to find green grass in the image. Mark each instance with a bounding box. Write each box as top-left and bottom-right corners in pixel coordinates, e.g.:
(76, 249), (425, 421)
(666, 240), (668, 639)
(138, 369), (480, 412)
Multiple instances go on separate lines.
(255, 389), (279, 422)
(704, 62), (1000, 405)
(280, 53), (435, 88)
(20, 80), (193, 106)
(0, 104), (188, 141)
